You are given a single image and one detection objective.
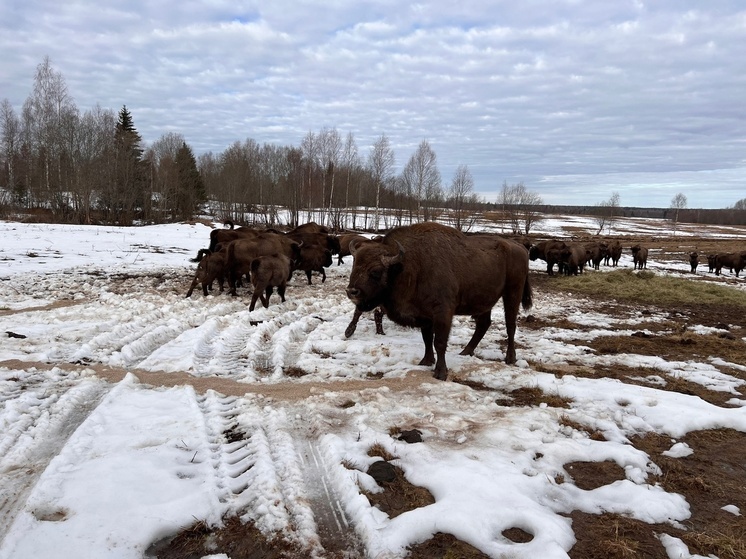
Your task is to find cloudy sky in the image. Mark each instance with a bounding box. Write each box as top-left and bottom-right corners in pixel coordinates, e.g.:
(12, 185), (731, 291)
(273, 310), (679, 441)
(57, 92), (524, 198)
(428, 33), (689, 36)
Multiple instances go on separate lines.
(2, 1), (745, 208)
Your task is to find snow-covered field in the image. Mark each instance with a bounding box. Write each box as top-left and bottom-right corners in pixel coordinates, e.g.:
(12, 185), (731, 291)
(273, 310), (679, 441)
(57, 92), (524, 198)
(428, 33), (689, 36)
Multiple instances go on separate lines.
(0, 216), (744, 559)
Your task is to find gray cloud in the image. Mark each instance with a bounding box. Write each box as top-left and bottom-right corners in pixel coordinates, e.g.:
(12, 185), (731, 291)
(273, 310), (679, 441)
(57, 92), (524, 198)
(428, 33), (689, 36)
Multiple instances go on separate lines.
(1, 0), (745, 208)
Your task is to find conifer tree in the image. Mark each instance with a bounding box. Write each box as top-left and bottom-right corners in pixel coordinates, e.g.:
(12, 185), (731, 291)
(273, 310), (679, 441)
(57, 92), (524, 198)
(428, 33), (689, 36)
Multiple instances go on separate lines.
(110, 105), (146, 223)
(174, 141), (206, 220)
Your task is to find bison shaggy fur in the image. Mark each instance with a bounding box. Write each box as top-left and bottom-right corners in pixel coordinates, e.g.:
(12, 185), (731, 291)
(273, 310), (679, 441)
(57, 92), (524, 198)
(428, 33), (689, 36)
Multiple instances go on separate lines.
(346, 223), (532, 380)
(249, 253), (291, 311)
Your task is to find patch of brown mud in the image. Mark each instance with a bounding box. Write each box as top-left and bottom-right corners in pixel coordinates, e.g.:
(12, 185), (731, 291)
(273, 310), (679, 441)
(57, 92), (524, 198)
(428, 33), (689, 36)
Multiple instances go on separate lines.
(148, 515), (307, 559)
(564, 461), (626, 490)
(406, 532), (492, 558)
(0, 299), (83, 317)
(567, 512), (678, 559)
(0, 359), (439, 402)
(632, 429), (746, 559)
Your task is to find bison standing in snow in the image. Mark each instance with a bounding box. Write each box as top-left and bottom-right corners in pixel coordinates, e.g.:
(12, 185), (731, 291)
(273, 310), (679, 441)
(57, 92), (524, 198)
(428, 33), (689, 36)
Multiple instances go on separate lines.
(249, 253), (291, 311)
(529, 239), (567, 275)
(689, 251), (699, 273)
(346, 223), (532, 380)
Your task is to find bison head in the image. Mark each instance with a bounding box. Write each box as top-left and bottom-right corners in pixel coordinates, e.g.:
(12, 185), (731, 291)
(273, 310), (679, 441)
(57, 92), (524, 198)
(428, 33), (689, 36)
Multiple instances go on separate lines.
(346, 241), (404, 312)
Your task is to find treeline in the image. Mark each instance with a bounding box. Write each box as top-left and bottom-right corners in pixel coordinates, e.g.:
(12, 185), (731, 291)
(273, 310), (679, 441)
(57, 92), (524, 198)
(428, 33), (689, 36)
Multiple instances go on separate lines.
(0, 57), (486, 229)
(534, 205), (746, 226)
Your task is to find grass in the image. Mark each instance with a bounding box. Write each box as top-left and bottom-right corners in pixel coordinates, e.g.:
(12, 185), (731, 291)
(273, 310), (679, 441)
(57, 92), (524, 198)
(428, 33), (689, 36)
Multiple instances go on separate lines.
(555, 269), (746, 307)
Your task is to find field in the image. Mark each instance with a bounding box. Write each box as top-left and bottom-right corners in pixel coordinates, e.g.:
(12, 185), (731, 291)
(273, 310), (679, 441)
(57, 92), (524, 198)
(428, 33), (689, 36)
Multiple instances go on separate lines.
(0, 215), (745, 559)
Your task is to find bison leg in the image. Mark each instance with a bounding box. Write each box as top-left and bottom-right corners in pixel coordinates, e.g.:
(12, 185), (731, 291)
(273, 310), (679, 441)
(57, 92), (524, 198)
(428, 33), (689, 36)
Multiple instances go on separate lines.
(185, 275), (200, 298)
(418, 323), (436, 368)
(459, 312), (491, 356)
(374, 307), (385, 335)
(278, 283), (287, 303)
(306, 270), (313, 285)
(321, 268), (326, 283)
(345, 309), (363, 338)
(431, 320), (452, 381)
(503, 298), (521, 366)
(249, 291), (261, 311)
(261, 287), (272, 308)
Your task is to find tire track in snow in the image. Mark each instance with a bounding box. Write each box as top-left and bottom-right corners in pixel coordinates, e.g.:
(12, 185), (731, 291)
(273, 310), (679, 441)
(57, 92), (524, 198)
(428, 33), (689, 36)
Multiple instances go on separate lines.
(0, 376), (109, 544)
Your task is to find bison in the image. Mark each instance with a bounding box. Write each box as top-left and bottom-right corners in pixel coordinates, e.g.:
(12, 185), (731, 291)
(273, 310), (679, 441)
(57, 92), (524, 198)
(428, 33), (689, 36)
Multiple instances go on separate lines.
(249, 253), (291, 311)
(631, 245), (648, 270)
(689, 251), (699, 273)
(604, 240), (623, 266)
(186, 247), (229, 298)
(585, 242), (608, 271)
(529, 239), (568, 275)
(559, 244), (587, 276)
(346, 222), (532, 380)
(294, 243), (333, 284)
(225, 232), (301, 296)
(715, 252), (746, 277)
(337, 233), (370, 265)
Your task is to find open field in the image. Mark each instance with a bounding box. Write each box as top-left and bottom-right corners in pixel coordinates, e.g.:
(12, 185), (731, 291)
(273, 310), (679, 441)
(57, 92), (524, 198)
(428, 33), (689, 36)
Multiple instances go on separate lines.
(0, 215), (745, 559)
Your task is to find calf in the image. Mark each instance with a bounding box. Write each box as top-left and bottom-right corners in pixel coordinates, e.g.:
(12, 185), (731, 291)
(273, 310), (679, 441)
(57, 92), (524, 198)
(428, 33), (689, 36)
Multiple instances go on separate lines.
(186, 247), (229, 297)
(249, 253), (291, 311)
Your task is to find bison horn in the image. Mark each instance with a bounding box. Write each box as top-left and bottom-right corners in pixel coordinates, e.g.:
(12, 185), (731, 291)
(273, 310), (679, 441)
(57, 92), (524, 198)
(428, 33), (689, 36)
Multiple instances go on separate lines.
(349, 240), (360, 256)
(381, 241), (404, 266)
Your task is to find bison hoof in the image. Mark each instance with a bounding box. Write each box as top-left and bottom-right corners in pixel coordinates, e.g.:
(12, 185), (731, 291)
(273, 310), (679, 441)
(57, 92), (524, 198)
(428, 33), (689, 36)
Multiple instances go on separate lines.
(432, 369), (448, 381)
(458, 348), (475, 357)
(505, 352), (517, 365)
(419, 357), (435, 367)
(344, 325), (356, 339)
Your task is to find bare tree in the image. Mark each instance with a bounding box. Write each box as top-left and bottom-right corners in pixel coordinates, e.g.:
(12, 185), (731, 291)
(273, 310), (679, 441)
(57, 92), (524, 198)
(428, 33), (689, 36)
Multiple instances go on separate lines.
(593, 191), (621, 235)
(368, 134), (395, 230)
(498, 181), (543, 234)
(401, 139), (440, 223)
(22, 56), (78, 215)
(318, 127), (342, 228)
(733, 197), (746, 210)
(0, 99), (21, 203)
(448, 164), (474, 231)
(670, 192), (687, 236)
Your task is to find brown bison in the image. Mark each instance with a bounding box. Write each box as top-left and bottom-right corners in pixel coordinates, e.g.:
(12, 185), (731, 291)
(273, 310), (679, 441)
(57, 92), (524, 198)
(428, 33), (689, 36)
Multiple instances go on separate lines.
(186, 247), (229, 298)
(337, 233), (370, 265)
(249, 253), (291, 311)
(529, 239), (568, 275)
(207, 224), (259, 253)
(286, 222), (341, 256)
(560, 244), (587, 276)
(715, 252), (746, 277)
(225, 232), (301, 296)
(631, 245), (648, 270)
(604, 240), (623, 266)
(294, 244), (333, 284)
(585, 242), (608, 271)
(346, 222), (532, 380)
(689, 251), (699, 273)
(707, 253), (718, 273)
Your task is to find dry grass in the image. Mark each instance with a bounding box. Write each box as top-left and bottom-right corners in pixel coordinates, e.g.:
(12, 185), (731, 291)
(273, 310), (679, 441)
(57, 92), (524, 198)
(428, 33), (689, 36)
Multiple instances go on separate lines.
(553, 269), (746, 308)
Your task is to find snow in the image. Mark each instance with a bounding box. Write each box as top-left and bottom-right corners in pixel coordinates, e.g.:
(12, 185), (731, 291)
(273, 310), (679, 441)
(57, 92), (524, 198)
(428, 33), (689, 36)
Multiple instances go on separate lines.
(0, 216), (745, 559)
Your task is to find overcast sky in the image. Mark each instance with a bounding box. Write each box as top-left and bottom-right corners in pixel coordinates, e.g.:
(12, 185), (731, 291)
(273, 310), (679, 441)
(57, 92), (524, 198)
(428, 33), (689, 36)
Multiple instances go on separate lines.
(2, 1), (745, 208)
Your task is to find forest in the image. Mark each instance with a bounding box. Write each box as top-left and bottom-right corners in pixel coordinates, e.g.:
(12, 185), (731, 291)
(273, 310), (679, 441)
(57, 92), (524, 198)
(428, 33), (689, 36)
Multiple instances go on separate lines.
(2, 58), (745, 229)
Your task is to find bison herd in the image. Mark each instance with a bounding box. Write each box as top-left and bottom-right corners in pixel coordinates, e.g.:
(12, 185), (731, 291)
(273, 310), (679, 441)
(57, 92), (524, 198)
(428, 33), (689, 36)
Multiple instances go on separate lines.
(186, 221), (745, 380)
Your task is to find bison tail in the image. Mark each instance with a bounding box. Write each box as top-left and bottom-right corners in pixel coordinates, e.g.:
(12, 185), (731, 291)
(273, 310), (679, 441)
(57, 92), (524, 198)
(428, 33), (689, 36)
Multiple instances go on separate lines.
(521, 275), (533, 311)
(191, 248), (211, 263)
(250, 258), (261, 274)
